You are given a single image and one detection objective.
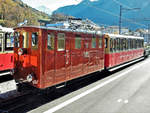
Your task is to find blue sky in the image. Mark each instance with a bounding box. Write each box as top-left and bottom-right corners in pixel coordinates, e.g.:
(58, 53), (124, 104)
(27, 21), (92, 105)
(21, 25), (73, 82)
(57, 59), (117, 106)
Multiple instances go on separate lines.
(21, 0), (82, 11)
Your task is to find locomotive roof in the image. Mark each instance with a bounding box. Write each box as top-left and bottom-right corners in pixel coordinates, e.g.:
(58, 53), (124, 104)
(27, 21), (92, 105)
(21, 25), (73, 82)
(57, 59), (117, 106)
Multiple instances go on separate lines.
(14, 25), (102, 35)
(14, 26), (144, 39)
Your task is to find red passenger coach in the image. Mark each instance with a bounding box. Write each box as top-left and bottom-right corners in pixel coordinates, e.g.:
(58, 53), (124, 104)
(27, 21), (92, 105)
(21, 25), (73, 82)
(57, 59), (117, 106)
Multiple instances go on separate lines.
(0, 26), (14, 75)
(104, 34), (144, 68)
(13, 26), (105, 89)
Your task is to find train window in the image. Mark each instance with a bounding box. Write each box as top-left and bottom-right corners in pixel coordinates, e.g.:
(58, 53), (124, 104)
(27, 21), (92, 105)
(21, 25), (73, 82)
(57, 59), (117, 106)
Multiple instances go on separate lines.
(32, 32), (38, 49)
(92, 37), (96, 48)
(47, 34), (54, 50)
(141, 40), (143, 48)
(116, 38), (120, 51)
(132, 39), (134, 49)
(130, 39), (132, 49)
(142, 40), (144, 48)
(138, 40), (140, 48)
(110, 38), (113, 52)
(139, 40), (140, 48)
(125, 39), (127, 50)
(140, 40), (142, 48)
(0, 33), (2, 38)
(57, 33), (65, 51)
(99, 38), (102, 48)
(75, 38), (81, 49)
(23, 32), (29, 48)
(118, 39), (120, 51)
(0, 37), (2, 51)
(123, 39), (126, 50)
(105, 38), (108, 48)
(128, 39), (130, 50)
(14, 32), (20, 47)
(135, 40), (137, 48)
(114, 39), (117, 52)
(131, 39), (133, 49)
(139, 40), (141, 48)
(120, 39), (123, 51)
(133, 39), (135, 49)
(5, 33), (14, 51)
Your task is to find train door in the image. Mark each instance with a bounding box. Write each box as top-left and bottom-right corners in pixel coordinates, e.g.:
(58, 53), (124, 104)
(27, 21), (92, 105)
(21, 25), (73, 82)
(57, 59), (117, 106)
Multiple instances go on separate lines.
(55, 33), (71, 84)
(104, 35), (110, 68)
(89, 35), (98, 72)
(65, 35), (71, 80)
(83, 36), (90, 74)
(70, 34), (83, 78)
(111, 38), (115, 66)
(44, 32), (55, 86)
(3, 33), (14, 70)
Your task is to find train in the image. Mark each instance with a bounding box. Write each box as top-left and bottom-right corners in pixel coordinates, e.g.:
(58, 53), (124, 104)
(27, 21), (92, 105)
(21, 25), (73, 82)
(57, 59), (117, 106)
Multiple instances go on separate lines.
(0, 26), (14, 76)
(13, 25), (144, 89)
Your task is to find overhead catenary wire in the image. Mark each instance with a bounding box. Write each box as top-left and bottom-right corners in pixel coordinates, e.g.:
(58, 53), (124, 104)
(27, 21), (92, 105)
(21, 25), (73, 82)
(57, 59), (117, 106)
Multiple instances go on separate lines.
(112, 0), (148, 26)
(112, 0), (132, 9)
(74, 0), (147, 27)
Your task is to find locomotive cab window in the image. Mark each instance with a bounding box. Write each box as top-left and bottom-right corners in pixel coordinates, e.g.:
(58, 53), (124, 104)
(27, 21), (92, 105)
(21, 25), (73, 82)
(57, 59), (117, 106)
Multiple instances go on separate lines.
(23, 32), (29, 48)
(57, 33), (65, 51)
(47, 34), (54, 50)
(5, 33), (14, 51)
(32, 32), (38, 49)
(14, 32), (20, 48)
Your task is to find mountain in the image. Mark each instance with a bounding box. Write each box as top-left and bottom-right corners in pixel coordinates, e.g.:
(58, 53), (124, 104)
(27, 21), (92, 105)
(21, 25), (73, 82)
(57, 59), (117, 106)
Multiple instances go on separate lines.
(0, 0), (50, 27)
(54, 0), (150, 29)
(36, 5), (52, 15)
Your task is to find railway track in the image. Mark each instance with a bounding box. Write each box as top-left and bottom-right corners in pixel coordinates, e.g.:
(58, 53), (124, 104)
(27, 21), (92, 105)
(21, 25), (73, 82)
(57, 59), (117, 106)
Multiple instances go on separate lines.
(0, 91), (34, 113)
(0, 78), (33, 113)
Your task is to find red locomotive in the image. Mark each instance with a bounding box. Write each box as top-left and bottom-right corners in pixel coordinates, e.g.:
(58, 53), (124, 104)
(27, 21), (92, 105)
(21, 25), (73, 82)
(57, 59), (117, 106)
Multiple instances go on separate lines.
(0, 26), (14, 75)
(13, 25), (144, 89)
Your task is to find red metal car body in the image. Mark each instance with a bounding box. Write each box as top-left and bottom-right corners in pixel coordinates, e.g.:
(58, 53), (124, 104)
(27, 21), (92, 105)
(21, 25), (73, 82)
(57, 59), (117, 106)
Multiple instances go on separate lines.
(104, 34), (144, 68)
(13, 26), (104, 88)
(13, 26), (144, 89)
(0, 27), (14, 74)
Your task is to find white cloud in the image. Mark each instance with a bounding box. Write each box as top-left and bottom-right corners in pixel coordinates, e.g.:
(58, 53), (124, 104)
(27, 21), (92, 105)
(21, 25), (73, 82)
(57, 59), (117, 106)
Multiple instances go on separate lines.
(22, 0), (82, 11)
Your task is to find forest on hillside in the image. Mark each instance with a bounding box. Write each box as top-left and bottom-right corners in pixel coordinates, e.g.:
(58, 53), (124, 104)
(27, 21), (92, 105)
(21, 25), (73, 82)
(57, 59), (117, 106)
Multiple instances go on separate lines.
(0, 0), (50, 27)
